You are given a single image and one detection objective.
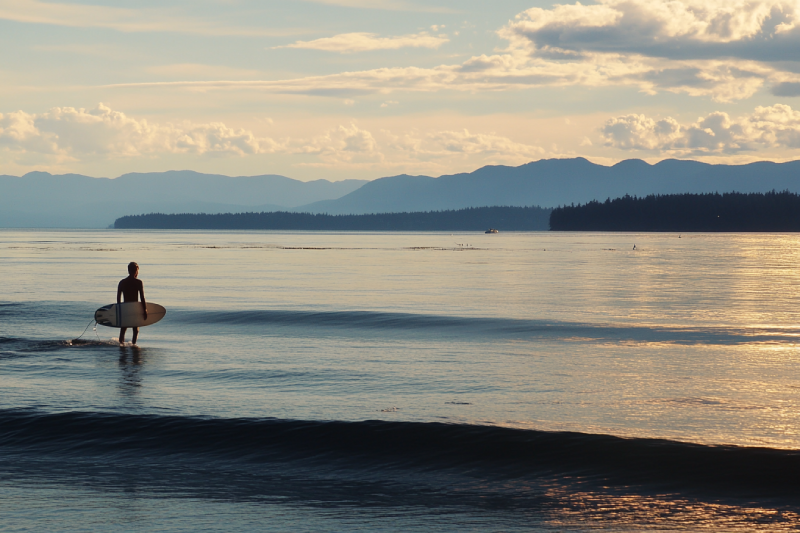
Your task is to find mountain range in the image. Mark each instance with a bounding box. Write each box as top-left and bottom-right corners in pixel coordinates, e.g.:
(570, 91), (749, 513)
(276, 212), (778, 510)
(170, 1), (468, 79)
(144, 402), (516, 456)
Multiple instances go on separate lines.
(301, 158), (800, 214)
(2, 158), (800, 228)
(0, 171), (366, 228)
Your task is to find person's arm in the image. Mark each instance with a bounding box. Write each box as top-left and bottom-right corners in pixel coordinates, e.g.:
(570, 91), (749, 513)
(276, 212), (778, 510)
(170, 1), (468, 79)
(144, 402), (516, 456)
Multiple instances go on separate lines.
(139, 281), (147, 320)
(117, 281), (122, 304)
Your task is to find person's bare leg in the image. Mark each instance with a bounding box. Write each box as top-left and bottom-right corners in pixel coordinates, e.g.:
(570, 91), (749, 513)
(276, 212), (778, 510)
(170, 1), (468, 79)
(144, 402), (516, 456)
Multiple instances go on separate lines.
(132, 327), (139, 345)
(120, 327), (127, 345)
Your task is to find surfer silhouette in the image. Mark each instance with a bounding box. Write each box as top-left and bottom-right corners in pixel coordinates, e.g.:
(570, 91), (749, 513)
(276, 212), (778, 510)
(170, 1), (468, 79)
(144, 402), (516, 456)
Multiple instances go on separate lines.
(117, 262), (146, 345)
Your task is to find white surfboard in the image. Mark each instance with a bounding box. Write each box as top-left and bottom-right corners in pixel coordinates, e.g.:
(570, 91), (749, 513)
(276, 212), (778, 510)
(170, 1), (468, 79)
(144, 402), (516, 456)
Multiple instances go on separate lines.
(95, 302), (167, 328)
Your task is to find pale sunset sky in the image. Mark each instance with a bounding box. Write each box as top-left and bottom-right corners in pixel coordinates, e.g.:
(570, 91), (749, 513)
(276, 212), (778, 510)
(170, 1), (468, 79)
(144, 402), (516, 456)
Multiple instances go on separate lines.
(3, 0), (800, 180)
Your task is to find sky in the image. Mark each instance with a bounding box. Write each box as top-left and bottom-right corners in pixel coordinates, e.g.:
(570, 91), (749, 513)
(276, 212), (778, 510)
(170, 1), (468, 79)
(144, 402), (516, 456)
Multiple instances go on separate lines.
(3, 0), (800, 181)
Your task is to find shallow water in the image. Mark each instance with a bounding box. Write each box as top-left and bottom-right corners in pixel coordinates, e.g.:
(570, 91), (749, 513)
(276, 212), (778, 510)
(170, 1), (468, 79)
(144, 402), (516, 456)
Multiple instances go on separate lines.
(3, 229), (800, 531)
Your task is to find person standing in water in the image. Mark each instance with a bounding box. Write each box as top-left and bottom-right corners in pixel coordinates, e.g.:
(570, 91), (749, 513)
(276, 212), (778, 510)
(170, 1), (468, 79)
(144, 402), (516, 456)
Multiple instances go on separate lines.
(117, 262), (147, 345)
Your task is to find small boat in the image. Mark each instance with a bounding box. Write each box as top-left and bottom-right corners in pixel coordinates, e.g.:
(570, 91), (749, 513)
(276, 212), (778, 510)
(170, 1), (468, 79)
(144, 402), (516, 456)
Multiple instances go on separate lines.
(485, 228), (498, 234)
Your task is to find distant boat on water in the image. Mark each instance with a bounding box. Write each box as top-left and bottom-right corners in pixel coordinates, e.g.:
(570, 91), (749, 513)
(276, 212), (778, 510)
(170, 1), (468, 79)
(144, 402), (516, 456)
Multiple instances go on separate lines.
(485, 228), (499, 234)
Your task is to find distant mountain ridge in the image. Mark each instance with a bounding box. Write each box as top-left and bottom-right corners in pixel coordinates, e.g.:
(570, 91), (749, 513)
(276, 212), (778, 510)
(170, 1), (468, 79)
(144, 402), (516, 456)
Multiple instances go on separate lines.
(295, 158), (800, 214)
(0, 170), (367, 228)
(3, 158), (800, 228)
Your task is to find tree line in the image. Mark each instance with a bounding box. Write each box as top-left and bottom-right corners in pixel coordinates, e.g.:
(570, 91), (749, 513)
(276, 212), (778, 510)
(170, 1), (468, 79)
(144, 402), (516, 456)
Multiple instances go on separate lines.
(114, 206), (551, 231)
(550, 191), (800, 231)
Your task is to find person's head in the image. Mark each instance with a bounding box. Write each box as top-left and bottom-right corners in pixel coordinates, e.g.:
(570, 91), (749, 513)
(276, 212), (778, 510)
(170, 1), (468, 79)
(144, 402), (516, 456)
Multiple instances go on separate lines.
(128, 262), (139, 277)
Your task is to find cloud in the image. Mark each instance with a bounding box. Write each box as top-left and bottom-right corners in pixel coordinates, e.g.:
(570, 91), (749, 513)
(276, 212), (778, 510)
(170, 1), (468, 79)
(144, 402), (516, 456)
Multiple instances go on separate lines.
(275, 32), (448, 53)
(19, 1), (800, 102)
(0, 104), (387, 165)
(498, 0), (800, 101)
(101, 55), (767, 103)
(0, 104), (553, 173)
(291, 127), (549, 170)
(0, 0), (298, 36)
(0, 110), (60, 155)
(106, 53), (658, 98)
(0, 104), (379, 167)
(386, 129), (545, 163)
(0, 104), (280, 161)
(286, 124), (383, 164)
(103, 66), (463, 97)
(112, 51), (761, 102)
(106, 1), (798, 103)
(601, 104), (800, 154)
(504, 0), (800, 59)
(600, 114), (684, 151)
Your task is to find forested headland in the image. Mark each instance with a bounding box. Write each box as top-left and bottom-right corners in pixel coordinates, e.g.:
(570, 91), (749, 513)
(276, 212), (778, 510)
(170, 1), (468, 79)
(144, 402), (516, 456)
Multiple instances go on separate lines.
(114, 206), (551, 231)
(550, 191), (800, 231)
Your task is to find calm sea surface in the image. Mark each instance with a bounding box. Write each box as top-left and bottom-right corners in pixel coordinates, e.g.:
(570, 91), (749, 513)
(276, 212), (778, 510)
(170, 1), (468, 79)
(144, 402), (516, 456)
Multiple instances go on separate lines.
(2, 229), (800, 531)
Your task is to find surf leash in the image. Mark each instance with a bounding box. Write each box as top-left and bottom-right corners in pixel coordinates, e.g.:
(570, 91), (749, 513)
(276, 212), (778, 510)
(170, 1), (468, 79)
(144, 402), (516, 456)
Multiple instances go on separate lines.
(72, 318), (99, 344)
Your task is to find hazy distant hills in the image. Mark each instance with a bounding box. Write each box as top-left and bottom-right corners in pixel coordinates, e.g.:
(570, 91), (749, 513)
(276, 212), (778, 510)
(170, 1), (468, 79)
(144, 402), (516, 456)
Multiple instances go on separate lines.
(0, 170), (367, 228)
(3, 158), (800, 228)
(296, 158), (800, 214)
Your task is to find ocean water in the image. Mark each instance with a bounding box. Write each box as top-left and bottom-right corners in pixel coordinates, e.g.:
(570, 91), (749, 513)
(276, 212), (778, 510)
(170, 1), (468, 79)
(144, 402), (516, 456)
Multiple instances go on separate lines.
(2, 228), (800, 531)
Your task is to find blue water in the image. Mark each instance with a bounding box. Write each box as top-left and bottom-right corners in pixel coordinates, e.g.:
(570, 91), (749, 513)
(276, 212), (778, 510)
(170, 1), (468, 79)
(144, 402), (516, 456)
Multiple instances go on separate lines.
(3, 229), (800, 531)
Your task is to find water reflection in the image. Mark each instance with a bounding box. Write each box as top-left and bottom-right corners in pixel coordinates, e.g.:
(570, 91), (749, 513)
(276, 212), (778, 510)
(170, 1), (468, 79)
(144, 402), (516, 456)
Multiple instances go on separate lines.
(540, 488), (800, 530)
(118, 345), (145, 396)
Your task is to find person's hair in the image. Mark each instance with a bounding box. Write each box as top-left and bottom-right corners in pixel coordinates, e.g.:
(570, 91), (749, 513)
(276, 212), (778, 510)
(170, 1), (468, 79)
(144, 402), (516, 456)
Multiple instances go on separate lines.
(127, 262), (139, 275)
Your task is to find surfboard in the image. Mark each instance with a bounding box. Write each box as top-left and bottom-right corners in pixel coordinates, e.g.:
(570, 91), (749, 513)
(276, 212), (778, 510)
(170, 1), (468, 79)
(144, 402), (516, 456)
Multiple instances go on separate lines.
(95, 302), (167, 328)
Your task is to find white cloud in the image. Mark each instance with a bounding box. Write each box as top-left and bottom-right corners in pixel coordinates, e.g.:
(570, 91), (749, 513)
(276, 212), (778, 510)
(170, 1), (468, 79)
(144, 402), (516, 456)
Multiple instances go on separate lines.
(499, 0), (800, 101)
(505, 0), (800, 54)
(0, 105), (388, 165)
(0, 110), (59, 155)
(601, 115), (684, 151)
(276, 32), (448, 53)
(0, 104), (280, 162)
(0, 105), (379, 167)
(601, 104), (800, 154)
(291, 127), (550, 171)
(0, 104), (554, 173)
(386, 129), (545, 163)
(287, 124), (383, 164)
(509, 2), (622, 36)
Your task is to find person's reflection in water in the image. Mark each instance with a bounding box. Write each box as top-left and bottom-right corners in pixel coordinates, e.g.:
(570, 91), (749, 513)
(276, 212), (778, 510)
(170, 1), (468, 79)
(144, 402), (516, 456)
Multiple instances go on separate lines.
(118, 344), (145, 396)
